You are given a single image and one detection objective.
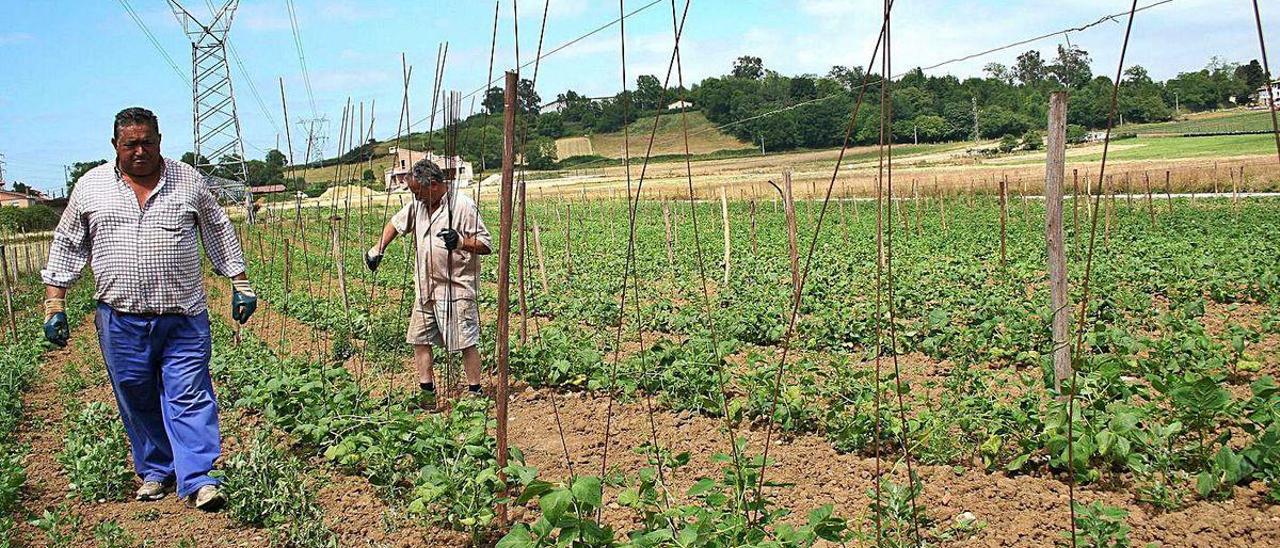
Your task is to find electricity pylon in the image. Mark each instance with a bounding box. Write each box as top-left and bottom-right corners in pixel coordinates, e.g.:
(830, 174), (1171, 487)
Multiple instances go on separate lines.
(168, 0), (253, 220)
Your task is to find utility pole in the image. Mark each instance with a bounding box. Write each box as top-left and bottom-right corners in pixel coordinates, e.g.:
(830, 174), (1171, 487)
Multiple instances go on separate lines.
(167, 0), (254, 222)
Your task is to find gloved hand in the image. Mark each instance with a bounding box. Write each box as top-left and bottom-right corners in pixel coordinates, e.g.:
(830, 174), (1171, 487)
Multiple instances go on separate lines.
(231, 278), (257, 324)
(365, 246), (383, 272)
(43, 297), (69, 347)
(437, 228), (461, 251)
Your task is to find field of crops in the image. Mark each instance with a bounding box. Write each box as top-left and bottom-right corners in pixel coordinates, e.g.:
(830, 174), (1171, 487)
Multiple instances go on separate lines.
(5, 186), (1280, 546)
(1119, 109), (1280, 136)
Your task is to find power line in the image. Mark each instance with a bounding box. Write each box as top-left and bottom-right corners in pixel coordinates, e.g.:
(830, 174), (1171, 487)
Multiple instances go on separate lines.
(117, 0), (191, 90)
(284, 0), (318, 117)
(410, 0), (664, 129)
(228, 41), (283, 136)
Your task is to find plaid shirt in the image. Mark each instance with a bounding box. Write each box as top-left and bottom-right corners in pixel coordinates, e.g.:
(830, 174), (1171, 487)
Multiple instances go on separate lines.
(42, 158), (246, 315)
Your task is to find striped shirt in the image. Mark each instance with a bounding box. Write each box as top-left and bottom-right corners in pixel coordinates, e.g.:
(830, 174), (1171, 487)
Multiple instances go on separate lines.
(42, 158), (246, 315)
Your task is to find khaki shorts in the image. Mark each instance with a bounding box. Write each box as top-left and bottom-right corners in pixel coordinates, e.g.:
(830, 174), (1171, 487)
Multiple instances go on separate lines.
(407, 299), (479, 351)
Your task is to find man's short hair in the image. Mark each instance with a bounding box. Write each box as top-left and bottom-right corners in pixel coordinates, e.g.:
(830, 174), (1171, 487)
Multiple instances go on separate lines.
(411, 158), (445, 184)
(114, 107), (160, 139)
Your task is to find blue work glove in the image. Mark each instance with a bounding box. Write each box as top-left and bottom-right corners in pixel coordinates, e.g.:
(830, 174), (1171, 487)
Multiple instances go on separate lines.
(43, 310), (69, 347)
(365, 246), (383, 272)
(43, 297), (69, 347)
(436, 228), (461, 251)
(231, 279), (257, 324)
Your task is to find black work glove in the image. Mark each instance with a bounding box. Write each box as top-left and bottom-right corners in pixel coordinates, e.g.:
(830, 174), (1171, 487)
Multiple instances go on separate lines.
(437, 228), (461, 251)
(231, 279), (257, 324)
(365, 247), (384, 272)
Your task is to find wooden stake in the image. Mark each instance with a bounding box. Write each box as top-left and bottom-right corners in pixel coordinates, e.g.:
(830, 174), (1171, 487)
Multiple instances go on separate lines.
(1045, 91), (1071, 394)
(720, 186), (731, 286)
(1072, 169), (1080, 236)
(1165, 170), (1173, 214)
(564, 203), (574, 280)
(999, 175), (1008, 267)
(1144, 172), (1155, 226)
(749, 200), (759, 255)
(782, 171), (799, 301)
(0, 245), (14, 341)
(662, 201), (675, 271)
(533, 223), (549, 295)
(495, 71), (517, 525)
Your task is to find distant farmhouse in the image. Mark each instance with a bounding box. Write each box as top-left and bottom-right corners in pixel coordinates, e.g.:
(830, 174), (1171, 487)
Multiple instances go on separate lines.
(384, 147), (473, 191)
(666, 100), (694, 110)
(0, 190), (38, 208)
(1255, 81), (1280, 108)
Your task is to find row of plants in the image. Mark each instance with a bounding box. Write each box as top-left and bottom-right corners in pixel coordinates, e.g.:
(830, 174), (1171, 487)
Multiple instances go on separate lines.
(206, 310), (514, 544)
(0, 277), (93, 546)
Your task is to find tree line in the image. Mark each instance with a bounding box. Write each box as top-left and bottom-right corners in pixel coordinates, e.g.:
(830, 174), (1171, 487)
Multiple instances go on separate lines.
(65, 46), (1274, 186)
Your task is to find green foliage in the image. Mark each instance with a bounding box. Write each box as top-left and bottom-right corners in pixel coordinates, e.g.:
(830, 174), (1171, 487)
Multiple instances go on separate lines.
(1196, 446), (1252, 500)
(503, 440), (849, 547)
(525, 137), (558, 170)
(92, 520), (137, 548)
(0, 204), (59, 232)
(1067, 501), (1131, 548)
(217, 435), (337, 547)
(58, 402), (133, 502)
(29, 503), (82, 547)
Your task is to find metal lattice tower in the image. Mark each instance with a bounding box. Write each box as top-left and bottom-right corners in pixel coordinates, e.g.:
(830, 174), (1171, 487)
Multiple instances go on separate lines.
(168, 0), (253, 214)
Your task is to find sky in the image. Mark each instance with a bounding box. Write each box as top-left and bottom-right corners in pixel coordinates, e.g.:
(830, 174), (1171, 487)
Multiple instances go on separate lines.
(0, 0), (1276, 193)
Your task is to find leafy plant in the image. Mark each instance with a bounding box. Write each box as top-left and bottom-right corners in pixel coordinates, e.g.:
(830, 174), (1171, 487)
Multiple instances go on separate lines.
(93, 520), (137, 548)
(1196, 446), (1252, 500)
(58, 402), (133, 502)
(1066, 501), (1131, 548)
(29, 503), (82, 547)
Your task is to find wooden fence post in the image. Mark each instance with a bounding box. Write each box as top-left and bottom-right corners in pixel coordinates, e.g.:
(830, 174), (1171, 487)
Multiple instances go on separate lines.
(533, 223), (549, 295)
(749, 200), (759, 255)
(494, 71), (518, 525)
(662, 201), (675, 271)
(999, 176), (1008, 267)
(1046, 91), (1072, 394)
(720, 186), (731, 286)
(1144, 172), (1155, 226)
(782, 171), (800, 300)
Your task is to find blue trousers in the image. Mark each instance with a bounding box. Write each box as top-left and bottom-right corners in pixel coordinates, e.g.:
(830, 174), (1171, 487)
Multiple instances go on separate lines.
(95, 303), (220, 498)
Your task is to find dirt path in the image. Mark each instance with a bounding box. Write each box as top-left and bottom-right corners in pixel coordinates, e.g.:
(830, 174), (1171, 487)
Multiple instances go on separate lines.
(11, 314), (264, 547)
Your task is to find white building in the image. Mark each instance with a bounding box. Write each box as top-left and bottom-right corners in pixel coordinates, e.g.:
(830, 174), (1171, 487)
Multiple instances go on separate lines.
(666, 100), (694, 110)
(1255, 81), (1280, 107)
(384, 147), (474, 191)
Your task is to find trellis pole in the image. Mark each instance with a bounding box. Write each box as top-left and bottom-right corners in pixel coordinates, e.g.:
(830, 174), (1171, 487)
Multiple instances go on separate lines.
(1045, 91), (1071, 393)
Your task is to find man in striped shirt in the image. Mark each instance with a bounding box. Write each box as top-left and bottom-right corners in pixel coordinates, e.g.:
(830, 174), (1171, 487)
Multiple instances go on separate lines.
(41, 107), (257, 511)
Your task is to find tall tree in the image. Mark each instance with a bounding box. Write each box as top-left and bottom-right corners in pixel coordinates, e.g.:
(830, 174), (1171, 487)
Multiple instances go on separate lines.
(1049, 45), (1092, 89)
(1014, 50), (1047, 86)
(984, 62), (1014, 84)
(634, 74), (664, 111)
(732, 55), (764, 80)
(67, 159), (107, 193)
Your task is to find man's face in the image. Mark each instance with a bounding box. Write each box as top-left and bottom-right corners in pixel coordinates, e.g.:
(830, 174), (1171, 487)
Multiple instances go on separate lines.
(409, 174), (448, 203)
(112, 124), (162, 178)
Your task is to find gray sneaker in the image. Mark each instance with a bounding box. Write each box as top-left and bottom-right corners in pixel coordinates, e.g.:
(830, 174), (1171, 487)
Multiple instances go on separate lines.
(136, 478), (174, 501)
(185, 484), (226, 512)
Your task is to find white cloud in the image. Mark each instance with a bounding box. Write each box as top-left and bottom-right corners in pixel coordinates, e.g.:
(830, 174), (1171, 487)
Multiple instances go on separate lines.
(237, 2), (291, 31)
(311, 68), (395, 92)
(0, 32), (33, 46)
(798, 0), (859, 18)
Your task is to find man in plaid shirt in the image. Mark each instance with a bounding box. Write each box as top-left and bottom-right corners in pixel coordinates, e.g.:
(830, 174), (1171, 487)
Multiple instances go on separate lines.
(41, 107), (257, 511)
